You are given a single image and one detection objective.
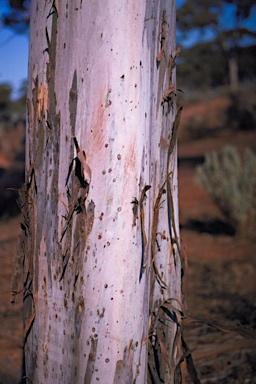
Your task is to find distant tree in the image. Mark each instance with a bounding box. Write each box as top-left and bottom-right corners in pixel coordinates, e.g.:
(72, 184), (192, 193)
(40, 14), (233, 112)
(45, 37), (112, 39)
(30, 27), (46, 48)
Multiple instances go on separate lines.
(0, 81), (26, 118)
(177, 0), (220, 33)
(177, 42), (229, 90)
(0, 83), (12, 113)
(177, 42), (256, 91)
(0, 83), (15, 121)
(177, 0), (256, 91)
(1, 0), (29, 33)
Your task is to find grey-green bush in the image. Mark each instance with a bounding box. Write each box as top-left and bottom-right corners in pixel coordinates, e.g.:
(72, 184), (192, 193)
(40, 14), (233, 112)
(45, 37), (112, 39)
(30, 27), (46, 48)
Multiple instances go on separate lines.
(195, 145), (256, 231)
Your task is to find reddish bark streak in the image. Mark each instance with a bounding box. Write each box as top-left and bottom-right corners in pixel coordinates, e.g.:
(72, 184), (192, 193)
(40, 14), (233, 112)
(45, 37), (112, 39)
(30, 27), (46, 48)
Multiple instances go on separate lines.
(91, 90), (107, 151)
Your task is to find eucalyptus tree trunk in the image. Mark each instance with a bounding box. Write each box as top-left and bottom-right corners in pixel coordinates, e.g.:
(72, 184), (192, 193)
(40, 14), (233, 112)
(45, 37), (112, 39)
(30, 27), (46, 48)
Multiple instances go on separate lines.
(20, 1), (183, 383)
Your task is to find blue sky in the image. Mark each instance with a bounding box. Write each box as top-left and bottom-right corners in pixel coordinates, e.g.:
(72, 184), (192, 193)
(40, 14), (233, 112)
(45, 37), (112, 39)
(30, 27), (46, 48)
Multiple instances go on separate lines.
(0, 0), (255, 99)
(0, 2), (28, 99)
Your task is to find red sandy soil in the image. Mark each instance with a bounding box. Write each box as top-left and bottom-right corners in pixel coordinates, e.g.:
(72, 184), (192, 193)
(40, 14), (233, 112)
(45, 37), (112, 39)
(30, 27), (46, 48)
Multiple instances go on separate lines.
(0, 96), (256, 383)
(178, 97), (256, 383)
(0, 216), (23, 384)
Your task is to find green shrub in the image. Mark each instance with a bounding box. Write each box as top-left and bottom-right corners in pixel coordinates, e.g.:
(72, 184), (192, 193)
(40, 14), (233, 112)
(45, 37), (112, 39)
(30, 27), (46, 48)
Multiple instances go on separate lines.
(195, 145), (256, 231)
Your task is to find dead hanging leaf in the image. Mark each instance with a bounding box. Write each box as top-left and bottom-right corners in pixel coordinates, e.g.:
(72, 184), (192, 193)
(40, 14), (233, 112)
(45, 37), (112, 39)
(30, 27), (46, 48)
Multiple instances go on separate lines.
(174, 44), (182, 59)
(24, 309), (36, 341)
(152, 261), (168, 289)
(168, 106), (183, 160)
(158, 335), (172, 371)
(181, 315), (256, 339)
(161, 297), (185, 317)
(179, 240), (188, 299)
(24, 292), (37, 343)
(161, 87), (175, 104)
(24, 293), (37, 343)
(180, 358), (187, 384)
(22, 376), (33, 383)
(180, 336), (201, 384)
(168, 45), (182, 89)
(10, 288), (24, 304)
(193, 339), (256, 361)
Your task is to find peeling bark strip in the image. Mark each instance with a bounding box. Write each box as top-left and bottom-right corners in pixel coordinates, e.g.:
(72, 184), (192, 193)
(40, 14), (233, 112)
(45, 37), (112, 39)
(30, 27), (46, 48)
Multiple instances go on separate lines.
(84, 338), (98, 383)
(161, 45), (182, 106)
(138, 185), (151, 281)
(69, 70), (78, 137)
(131, 197), (139, 227)
(166, 107), (183, 267)
(65, 137), (91, 190)
(156, 11), (167, 63)
(11, 166), (36, 308)
(47, 0), (58, 19)
(114, 340), (134, 384)
(147, 23), (185, 384)
(59, 137), (93, 282)
(24, 1), (184, 383)
(151, 179), (168, 289)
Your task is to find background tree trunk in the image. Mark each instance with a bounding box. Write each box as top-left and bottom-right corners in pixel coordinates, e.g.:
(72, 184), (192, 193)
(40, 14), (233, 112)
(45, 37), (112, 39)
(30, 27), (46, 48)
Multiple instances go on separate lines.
(228, 56), (239, 93)
(21, 1), (182, 382)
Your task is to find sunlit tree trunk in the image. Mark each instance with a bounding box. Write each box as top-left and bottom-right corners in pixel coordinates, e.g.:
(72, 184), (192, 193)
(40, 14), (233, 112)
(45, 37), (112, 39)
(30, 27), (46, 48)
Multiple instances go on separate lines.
(21, 1), (183, 382)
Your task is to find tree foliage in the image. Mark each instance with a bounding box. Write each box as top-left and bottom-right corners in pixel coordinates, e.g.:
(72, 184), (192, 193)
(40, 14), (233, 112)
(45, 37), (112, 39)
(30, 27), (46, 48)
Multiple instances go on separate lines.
(177, 42), (229, 90)
(177, 0), (256, 90)
(0, 83), (12, 112)
(177, 42), (256, 90)
(177, 0), (220, 33)
(177, 0), (256, 45)
(0, 81), (26, 119)
(1, 0), (29, 33)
